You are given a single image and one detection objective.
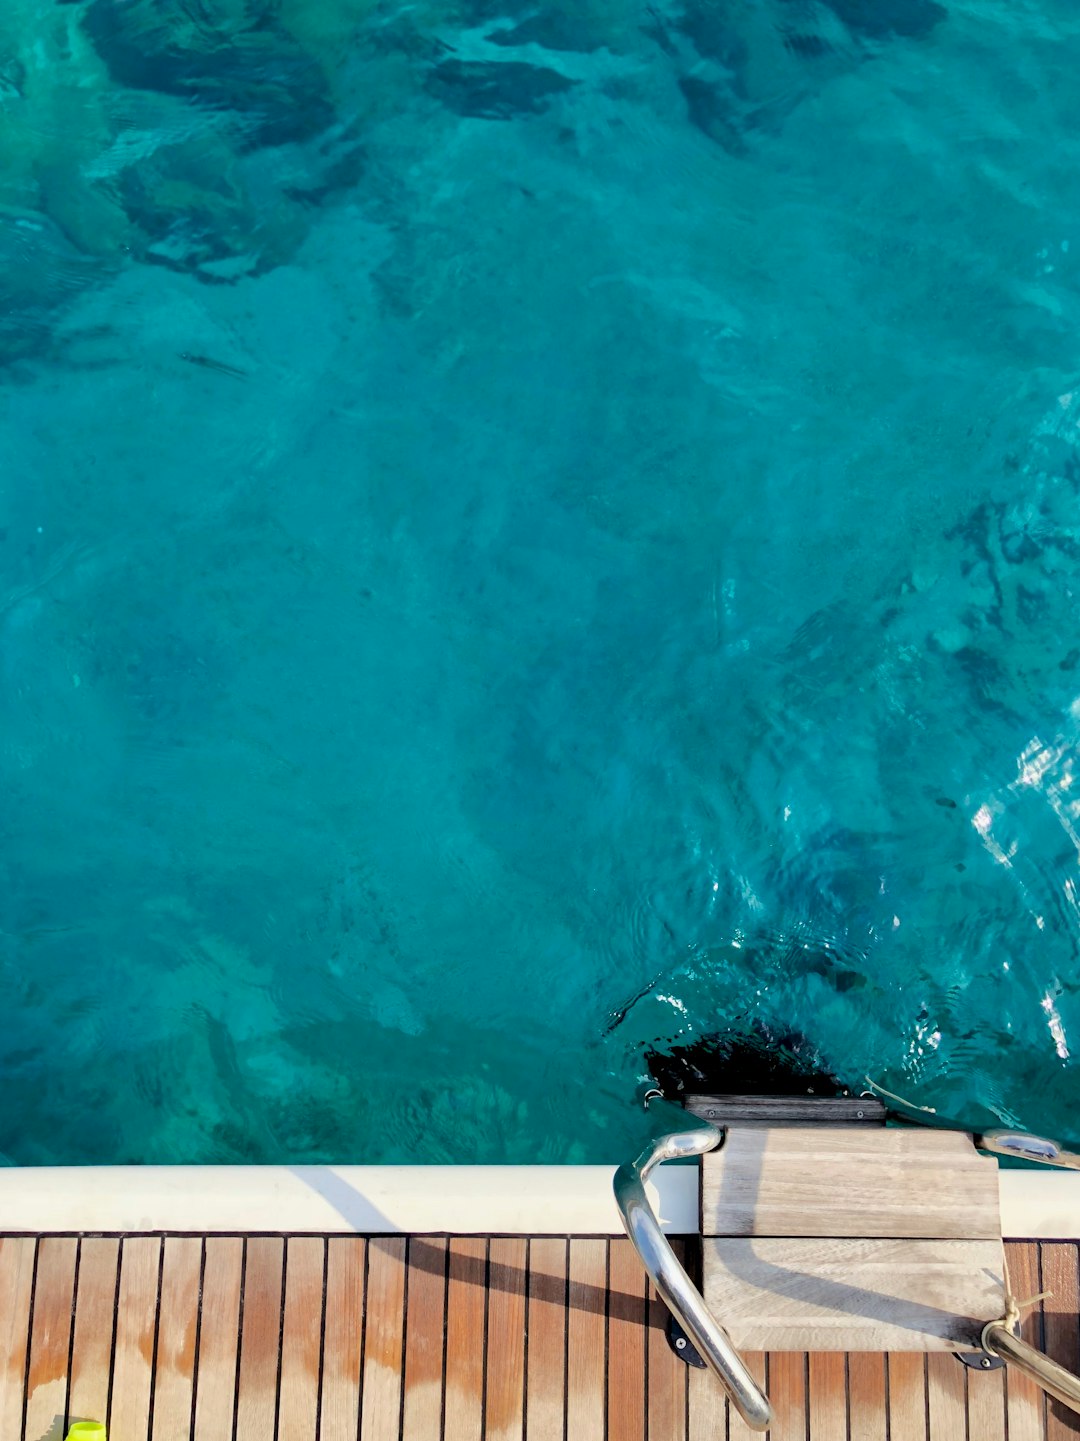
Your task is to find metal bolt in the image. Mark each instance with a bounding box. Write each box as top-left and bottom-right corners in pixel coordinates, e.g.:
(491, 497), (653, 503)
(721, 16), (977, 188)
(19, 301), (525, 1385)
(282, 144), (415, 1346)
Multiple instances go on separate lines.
(707, 1110), (718, 1119)
(676, 1338), (687, 1350)
(856, 1109), (865, 1119)
(982, 1358), (992, 1369)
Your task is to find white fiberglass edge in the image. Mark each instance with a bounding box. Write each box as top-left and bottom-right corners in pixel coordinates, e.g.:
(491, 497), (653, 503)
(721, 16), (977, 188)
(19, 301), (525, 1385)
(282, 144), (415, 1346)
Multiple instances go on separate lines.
(0, 1165), (698, 1236)
(0, 1165), (1075, 1237)
(999, 1172), (1080, 1240)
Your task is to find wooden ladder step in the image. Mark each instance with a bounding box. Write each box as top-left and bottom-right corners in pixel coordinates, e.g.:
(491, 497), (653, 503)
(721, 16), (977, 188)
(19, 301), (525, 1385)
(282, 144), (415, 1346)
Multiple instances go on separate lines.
(701, 1124), (1006, 1353)
(703, 1126), (1001, 1239)
(704, 1236), (1005, 1351)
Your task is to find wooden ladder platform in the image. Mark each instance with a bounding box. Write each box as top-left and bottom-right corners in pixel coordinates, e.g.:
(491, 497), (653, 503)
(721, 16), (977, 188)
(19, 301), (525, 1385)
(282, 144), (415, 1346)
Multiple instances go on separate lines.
(0, 1233), (1075, 1439)
(702, 1126), (1006, 1352)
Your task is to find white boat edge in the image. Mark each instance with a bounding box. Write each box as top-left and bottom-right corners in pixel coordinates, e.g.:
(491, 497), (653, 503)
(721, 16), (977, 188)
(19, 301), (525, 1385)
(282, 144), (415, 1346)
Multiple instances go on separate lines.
(0, 1164), (1076, 1238)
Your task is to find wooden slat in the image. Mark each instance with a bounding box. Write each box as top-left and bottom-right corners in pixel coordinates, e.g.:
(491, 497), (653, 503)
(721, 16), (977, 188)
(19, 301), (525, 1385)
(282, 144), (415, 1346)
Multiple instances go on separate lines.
(808, 1352), (847, 1440)
(0, 1238), (36, 1439)
(0, 1230), (1070, 1441)
(278, 1237), (325, 1441)
(1041, 1242), (1080, 1441)
(151, 1237), (202, 1441)
(359, 1237), (405, 1441)
(24, 1236), (77, 1441)
(727, 1352), (766, 1441)
(688, 1362), (725, 1441)
(848, 1354), (887, 1441)
(68, 1238), (119, 1432)
(192, 1237), (243, 1441)
(703, 1237), (1005, 1350)
(1006, 1239), (1047, 1441)
(566, 1239), (606, 1438)
(768, 1352), (808, 1441)
(319, 1239), (365, 1441)
(887, 1353), (928, 1440)
(608, 1240), (647, 1441)
(485, 1239), (525, 1441)
(526, 1239), (567, 1441)
(682, 1239), (722, 1441)
(235, 1237), (284, 1441)
(110, 1236), (162, 1441)
(444, 1238), (486, 1441)
(926, 1352), (967, 1440)
(703, 1128), (1001, 1239)
(646, 1259), (687, 1441)
(401, 1238), (446, 1441)
(965, 1356), (1007, 1441)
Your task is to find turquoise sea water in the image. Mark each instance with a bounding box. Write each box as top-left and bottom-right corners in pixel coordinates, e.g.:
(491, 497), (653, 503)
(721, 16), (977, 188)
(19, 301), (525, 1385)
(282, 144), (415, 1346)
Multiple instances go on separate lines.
(2, 0), (1080, 1164)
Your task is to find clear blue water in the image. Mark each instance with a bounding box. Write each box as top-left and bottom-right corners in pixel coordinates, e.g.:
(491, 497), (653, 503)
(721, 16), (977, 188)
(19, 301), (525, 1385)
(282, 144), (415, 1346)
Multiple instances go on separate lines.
(2, 0), (1079, 1164)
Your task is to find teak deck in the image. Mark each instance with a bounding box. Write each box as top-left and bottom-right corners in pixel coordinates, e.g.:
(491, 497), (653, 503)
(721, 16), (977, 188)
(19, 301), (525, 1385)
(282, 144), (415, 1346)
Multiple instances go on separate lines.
(1, 1234), (1077, 1440)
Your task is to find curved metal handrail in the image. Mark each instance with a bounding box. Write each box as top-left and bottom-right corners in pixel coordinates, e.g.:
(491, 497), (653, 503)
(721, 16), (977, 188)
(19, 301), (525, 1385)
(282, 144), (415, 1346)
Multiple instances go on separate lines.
(983, 1323), (1080, 1415)
(613, 1095), (772, 1432)
(975, 1127), (1080, 1412)
(976, 1129), (1080, 1170)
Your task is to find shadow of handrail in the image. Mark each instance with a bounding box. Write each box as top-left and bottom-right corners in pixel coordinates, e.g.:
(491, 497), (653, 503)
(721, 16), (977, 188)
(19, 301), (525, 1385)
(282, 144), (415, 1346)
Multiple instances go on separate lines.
(287, 1165), (661, 1325)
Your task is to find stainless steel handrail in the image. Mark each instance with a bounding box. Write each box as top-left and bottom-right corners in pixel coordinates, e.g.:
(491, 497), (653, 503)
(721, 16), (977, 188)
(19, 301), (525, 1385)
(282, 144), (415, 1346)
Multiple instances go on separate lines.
(613, 1095), (772, 1432)
(976, 1127), (1080, 1413)
(976, 1129), (1080, 1170)
(984, 1324), (1080, 1415)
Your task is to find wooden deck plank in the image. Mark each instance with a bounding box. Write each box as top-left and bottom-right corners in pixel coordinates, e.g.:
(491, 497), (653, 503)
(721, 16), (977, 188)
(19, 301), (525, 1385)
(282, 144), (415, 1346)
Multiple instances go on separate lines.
(1042, 1243), (1080, 1441)
(278, 1237), (325, 1441)
(887, 1353), (928, 1441)
(847, 1354), (887, 1441)
(24, 1236), (77, 1441)
(926, 1352), (967, 1440)
(0, 1238), (36, 1440)
(703, 1128), (1001, 1239)
(608, 1240), (647, 1441)
(192, 1237), (243, 1441)
(235, 1237), (284, 1441)
(1006, 1238), (1048, 1441)
(808, 1351), (847, 1440)
(688, 1365), (726, 1441)
(526, 1239), (567, 1441)
(566, 1238), (607, 1439)
(319, 1239), (365, 1441)
(68, 1237), (119, 1434)
(685, 1237), (725, 1441)
(401, 1238), (446, 1441)
(964, 1357), (1007, 1441)
(150, 1236), (202, 1441)
(767, 1352), (808, 1441)
(444, 1237), (487, 1441)
(359, 1237), (406, 1441)
(485, 1238), (526, 1441)
(109, 1236), (162, 1441)
(726, 1352), (766, 1441)
(0, 1232), (1070, 1441)
(646, 1272), (687, 1441)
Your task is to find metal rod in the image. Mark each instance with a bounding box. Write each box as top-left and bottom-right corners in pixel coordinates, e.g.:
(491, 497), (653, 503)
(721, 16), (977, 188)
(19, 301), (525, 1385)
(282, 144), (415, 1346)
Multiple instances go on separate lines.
(976, 1129), (1080, 1170)
(613, 1096), (772, 1432)
(983, 1323), (1080, 1414)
